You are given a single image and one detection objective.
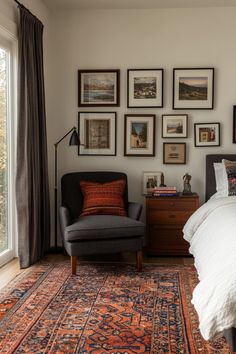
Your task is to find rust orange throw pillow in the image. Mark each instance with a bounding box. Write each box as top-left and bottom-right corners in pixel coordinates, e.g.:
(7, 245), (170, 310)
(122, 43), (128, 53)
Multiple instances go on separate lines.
(80, 179), (127, 217)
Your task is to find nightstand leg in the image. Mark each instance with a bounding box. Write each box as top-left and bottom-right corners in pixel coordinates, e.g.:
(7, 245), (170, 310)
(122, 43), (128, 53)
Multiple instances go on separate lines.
(136, 250), (143, 272)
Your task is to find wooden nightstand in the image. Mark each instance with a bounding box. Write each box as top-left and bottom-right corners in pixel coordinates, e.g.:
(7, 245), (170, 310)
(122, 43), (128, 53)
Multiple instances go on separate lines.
(146, 193), (199, 256)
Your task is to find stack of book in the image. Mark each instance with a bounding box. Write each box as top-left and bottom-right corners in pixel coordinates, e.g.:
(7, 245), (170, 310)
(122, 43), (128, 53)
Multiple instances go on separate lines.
(152, 186), (178, 197)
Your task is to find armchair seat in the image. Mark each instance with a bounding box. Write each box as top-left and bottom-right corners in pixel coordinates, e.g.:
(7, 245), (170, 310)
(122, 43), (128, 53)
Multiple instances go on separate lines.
(65, 215), (144, 242)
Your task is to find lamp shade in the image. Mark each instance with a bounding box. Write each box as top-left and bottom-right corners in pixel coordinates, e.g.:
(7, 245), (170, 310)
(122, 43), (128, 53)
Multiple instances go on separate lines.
(69, 129), (80, 146)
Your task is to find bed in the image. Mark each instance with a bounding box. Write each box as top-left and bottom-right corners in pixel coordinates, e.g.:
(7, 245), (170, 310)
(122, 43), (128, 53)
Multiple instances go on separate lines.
(183, 154), (236, 351)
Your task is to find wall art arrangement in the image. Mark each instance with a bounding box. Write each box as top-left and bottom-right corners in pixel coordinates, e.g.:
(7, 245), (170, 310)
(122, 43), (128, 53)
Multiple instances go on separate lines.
(78, 70), (120, 107)
(194, 122), (220, 147)
(78, 112), (117, 155)
(127, 69), (163, 108)
(142, 171), (162, 195)
(124, 114), (155, 156)
(77, 67), (222, 162)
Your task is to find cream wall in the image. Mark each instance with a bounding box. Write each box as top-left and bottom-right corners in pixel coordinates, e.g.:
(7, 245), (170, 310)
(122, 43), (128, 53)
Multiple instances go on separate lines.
(48, 6), (236, 227)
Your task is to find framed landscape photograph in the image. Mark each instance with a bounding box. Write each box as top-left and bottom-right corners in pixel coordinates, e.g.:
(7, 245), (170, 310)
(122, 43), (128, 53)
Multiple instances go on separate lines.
(194, 122), (220, 147)
(173, 68), (214, 109)
(233, 106), (236, 143)
(124, 114), (155, 156)
(143, 171), (162, 195)
(78, 112), (116, 155)
(78, 69), (120, 106)
(163, 143), (186, 164)
(127, 69), (163, 108)
(162, 114), (188, 138)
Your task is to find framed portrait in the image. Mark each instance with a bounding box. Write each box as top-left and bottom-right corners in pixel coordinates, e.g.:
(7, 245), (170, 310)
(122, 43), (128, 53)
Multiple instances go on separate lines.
(194, 122), (220, 147)
(143, 171), (162, 195)
(78, 112), (116, 155)
(173, 68), (214, 109)
(233, 106), (236, 143)
(127, 69), (163, 108)
(163, 143), (186, 164)
(124, 114), (155, 156)
(162, 114), (188, 138)
(78, 69), (120, 106)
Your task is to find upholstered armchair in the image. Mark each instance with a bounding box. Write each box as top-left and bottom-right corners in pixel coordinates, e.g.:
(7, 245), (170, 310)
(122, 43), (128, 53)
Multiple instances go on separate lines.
(59, 172), (145, 275)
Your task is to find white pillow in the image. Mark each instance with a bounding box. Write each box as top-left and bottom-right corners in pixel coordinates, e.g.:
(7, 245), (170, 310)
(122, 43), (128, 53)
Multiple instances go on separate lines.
(213, 162), (228, 197)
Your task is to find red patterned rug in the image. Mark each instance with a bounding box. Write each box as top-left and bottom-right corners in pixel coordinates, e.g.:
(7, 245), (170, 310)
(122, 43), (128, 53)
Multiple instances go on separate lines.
(0, 262), (231, 353)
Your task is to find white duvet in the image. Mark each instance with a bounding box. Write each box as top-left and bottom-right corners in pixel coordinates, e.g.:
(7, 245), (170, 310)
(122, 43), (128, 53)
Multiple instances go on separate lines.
(183, 196), (236, 341)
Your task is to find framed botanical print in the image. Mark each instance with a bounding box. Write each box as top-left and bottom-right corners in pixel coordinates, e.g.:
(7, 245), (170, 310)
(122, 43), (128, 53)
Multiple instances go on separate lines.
(78, 69), (120, 107)
(127, 69), (163, 108)
(124, 114), (155, 156)
(163, 143), (186, 164)
(143, 171), (162, 195)
(78, 112), (116, 155)
(173, 68), (214, 109)
(194, 122), (220, 147)
(162, 114), (188, 138)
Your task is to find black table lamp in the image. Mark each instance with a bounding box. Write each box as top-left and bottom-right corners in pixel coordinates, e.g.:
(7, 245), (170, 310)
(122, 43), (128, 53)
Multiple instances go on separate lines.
(54, 127), (80, 250)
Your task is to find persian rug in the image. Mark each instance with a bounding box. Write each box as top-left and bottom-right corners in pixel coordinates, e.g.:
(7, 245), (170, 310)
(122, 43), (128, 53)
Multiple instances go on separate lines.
(0, 262), (231, 353)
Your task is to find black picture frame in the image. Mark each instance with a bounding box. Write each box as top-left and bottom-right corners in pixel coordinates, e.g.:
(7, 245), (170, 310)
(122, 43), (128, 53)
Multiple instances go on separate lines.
(162, 114), (188, 138)
(163, 142), (186, 164)
(194, 122), (220, 147)
(173, 68), (214, 110)
(233, 106), (236, 143)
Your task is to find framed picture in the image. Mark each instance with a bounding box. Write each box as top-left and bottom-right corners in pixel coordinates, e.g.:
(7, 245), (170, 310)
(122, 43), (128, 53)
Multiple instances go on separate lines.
(173, 68), (214, 109)
(78, 112), (116, 155)
(194, 122), (220, 147)
(162, 114), (188, 138)
(163, 143), (186, 164)
(143, 171), (162, 195)
(127, 69), (163, 108)
(233, 106), (236, 143)
(124, 114), (155, 156)
(78, 69), (120, 106)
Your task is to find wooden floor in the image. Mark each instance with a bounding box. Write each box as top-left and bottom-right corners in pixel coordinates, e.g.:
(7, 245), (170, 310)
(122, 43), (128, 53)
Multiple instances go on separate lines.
(0, 253), (194, 291)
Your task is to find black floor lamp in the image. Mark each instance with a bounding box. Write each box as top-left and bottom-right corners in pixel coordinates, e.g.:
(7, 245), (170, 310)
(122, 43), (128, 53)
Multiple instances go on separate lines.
(54, 126), (80, 250)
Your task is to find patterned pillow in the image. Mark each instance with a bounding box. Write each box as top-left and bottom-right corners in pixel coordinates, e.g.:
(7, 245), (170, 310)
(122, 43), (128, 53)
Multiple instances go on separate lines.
(80, 179), (127, 216)
(223, 159), (236, 196)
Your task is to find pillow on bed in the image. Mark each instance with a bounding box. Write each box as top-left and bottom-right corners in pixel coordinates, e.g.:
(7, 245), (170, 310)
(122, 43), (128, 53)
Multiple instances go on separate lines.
(223, 159), (236, 196)
(213, 162), (228, 197)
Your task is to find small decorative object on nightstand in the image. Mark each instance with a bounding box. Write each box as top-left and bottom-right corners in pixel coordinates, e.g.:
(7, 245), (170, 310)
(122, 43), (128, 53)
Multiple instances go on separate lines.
(183, 173), (193, 195)
(146, 193), (199, 256)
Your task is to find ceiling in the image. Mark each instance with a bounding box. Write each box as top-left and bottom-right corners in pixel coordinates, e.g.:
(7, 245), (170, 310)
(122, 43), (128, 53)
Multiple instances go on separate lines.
(43, 0), (236, 10)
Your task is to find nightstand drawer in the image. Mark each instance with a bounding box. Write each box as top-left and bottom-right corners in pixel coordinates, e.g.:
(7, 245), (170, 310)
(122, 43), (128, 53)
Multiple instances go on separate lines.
(149, 210), (194, 225)
(148, 228), (190, 255)
(147, 198), (196, 211)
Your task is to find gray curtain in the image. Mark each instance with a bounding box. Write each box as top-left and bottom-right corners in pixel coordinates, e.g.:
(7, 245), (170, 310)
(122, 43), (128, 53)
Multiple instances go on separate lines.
(16, 5), (50, 268)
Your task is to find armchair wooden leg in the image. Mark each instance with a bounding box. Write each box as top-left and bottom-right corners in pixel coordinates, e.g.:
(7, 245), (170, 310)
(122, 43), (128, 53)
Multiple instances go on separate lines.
(136, 250), (143, 272)
(71, 256), (77, 275)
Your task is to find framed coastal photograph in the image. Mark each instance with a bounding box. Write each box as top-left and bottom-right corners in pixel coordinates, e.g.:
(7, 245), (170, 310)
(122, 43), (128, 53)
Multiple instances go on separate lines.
(194, 122), (220, 147)
(143, 171), (162, 195)
(163, 143), (186, 164)
(162, 114), (188, 138)
(78, 112), (116, 155)
(78, 69), (120, 106)
(124, 114), (155, 156)
(173, 68), (214, 109)
(233, 106), (236, 143)
(127, 69), (163, 108)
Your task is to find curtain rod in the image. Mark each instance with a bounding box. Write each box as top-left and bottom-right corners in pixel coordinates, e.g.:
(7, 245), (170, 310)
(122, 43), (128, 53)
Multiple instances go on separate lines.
(13, 0), (43, 26)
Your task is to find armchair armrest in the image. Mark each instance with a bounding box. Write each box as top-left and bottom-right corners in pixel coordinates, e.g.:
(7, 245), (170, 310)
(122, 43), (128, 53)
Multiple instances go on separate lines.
(59, 206), (72, 238)
(128, 202), (142, 220)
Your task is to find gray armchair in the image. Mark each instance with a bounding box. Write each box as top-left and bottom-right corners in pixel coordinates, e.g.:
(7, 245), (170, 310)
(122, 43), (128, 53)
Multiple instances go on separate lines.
(59, 172), (145, 275)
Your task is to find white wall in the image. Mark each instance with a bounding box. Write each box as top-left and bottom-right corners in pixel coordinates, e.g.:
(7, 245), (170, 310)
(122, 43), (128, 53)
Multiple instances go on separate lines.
(48, 6), (236, 228)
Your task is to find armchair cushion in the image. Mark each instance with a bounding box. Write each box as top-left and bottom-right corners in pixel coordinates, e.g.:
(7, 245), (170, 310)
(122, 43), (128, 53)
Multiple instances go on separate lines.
(64, 215), (144, 242)
(80, 179), (127, 216)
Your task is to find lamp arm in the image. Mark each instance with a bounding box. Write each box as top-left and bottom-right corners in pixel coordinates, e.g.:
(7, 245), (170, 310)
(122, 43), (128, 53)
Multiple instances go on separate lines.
(54, 126), (76, 147)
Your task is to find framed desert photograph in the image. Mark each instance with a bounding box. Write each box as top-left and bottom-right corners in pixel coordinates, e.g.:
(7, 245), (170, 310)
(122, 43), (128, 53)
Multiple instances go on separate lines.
(143, 171), (162, 195)
(173, 68), (214, 109)
(194, 122), (220, 147)
(127, 69), (163, 108)
(78, 112), (116, 155)
(162, 114), (188, 138)
(78, 70), (120, 106)
(163, 143), (186, 164)
(124, 114), (155, 156)
(233, 106), (236, 143)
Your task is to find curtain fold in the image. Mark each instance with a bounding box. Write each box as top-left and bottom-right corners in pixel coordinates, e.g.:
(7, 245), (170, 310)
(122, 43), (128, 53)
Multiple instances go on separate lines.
(16, 6), (50, 268)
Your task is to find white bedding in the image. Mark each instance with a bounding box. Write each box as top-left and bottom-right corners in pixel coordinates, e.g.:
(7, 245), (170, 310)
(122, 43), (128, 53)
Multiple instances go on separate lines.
(183, 196), (236, 341)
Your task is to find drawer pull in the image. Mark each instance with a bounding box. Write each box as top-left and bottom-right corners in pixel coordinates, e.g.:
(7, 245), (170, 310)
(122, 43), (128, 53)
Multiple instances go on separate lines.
(170, 202), (175, 206)
(169, 214), (176, 218)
